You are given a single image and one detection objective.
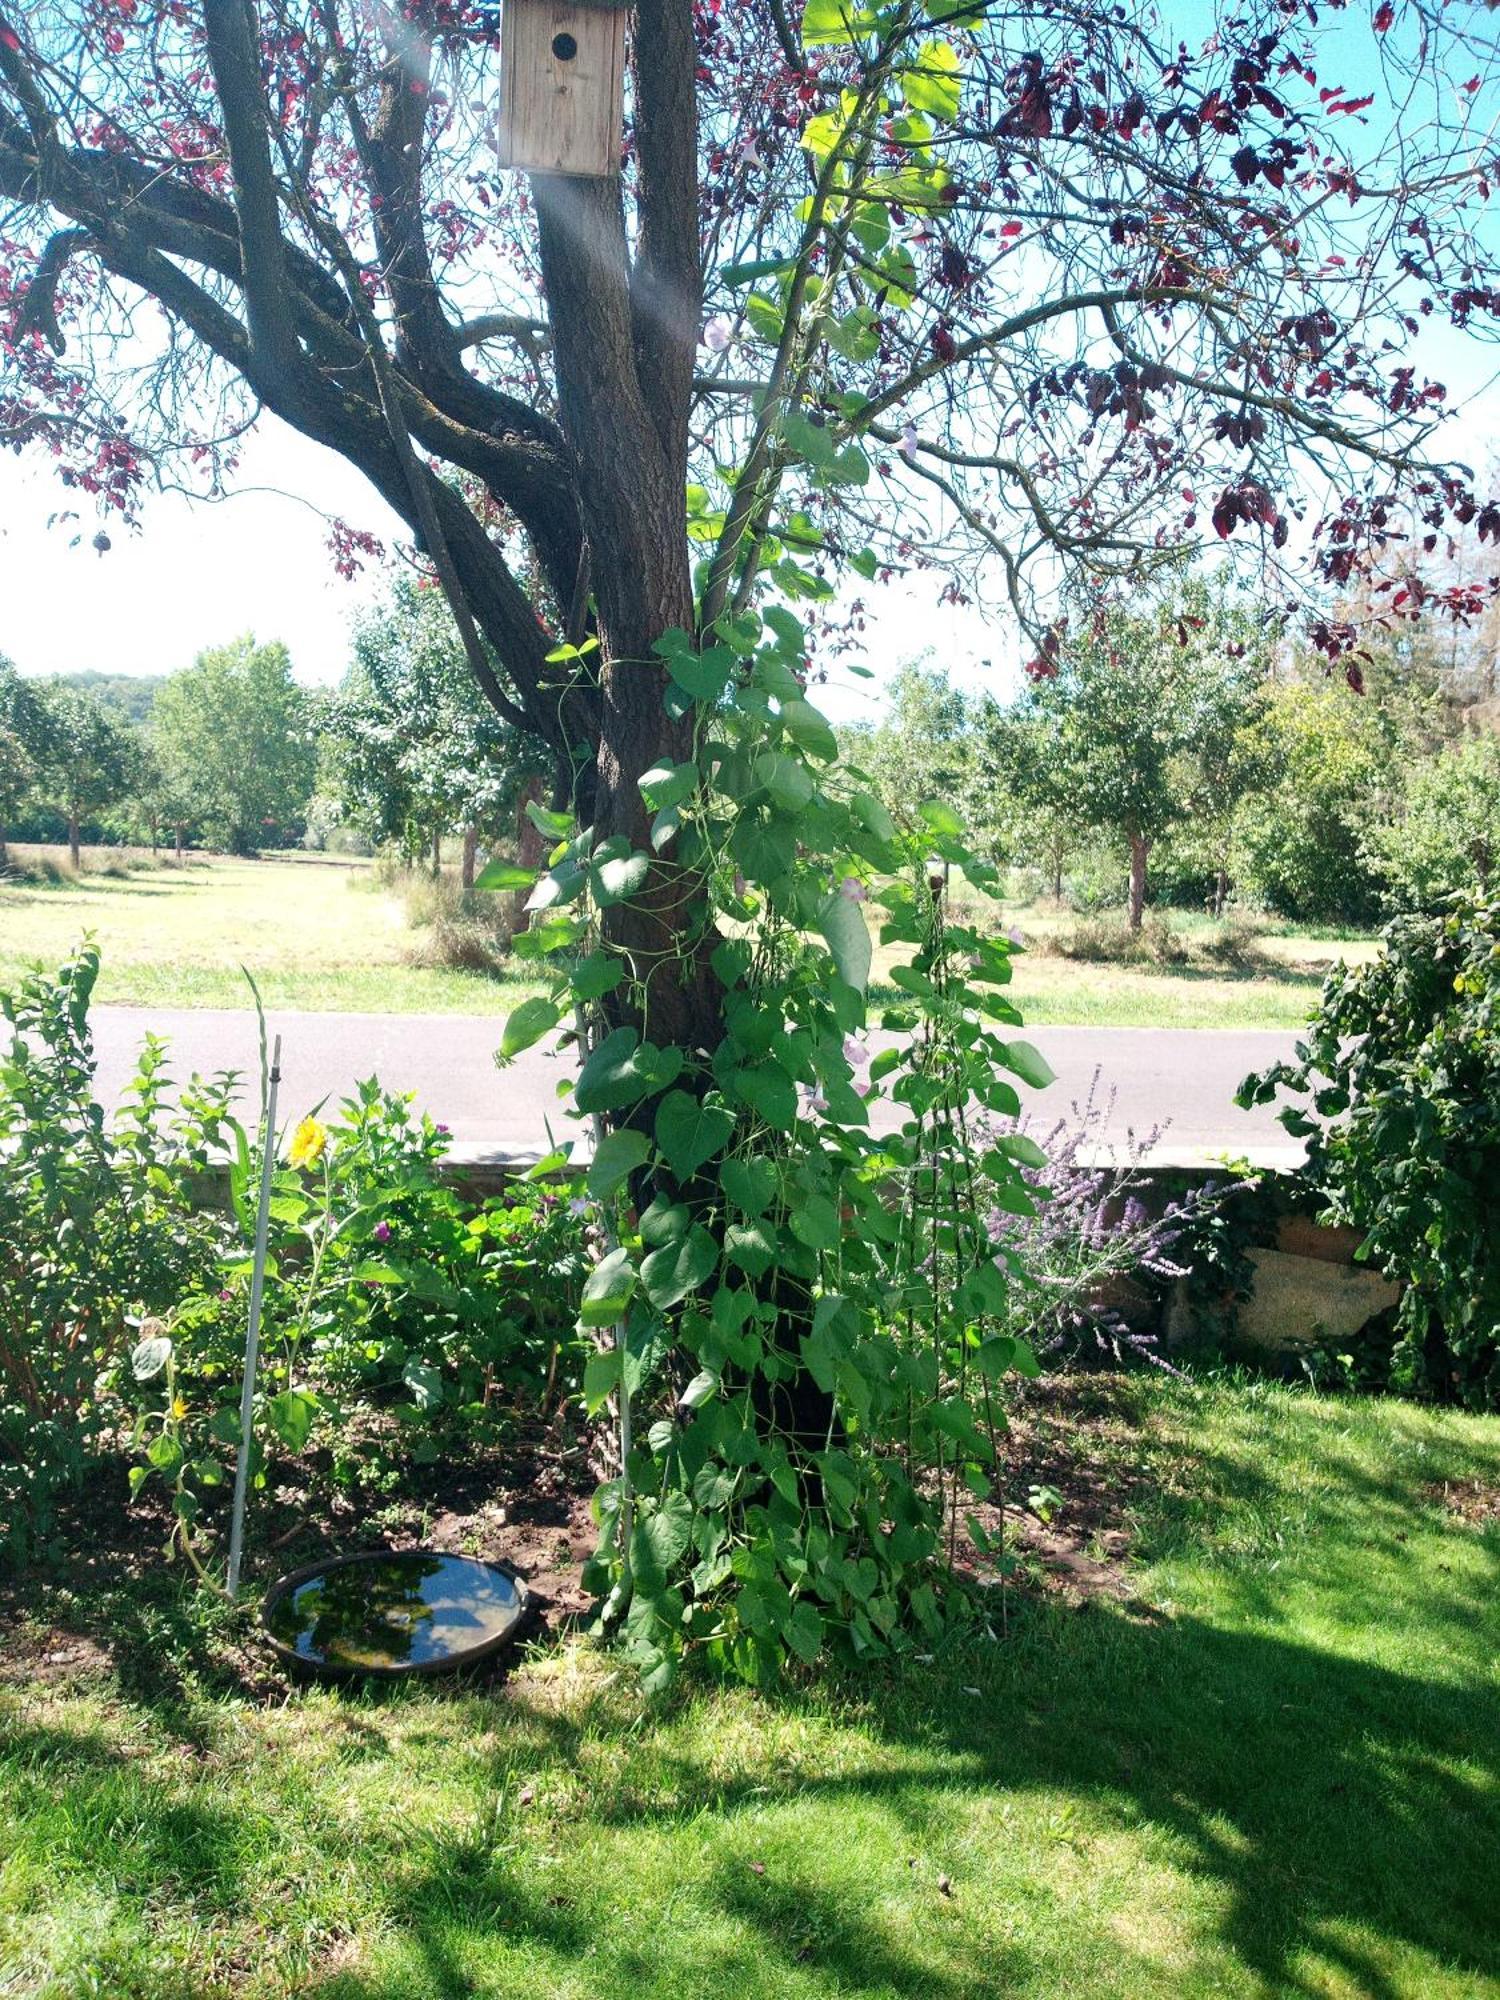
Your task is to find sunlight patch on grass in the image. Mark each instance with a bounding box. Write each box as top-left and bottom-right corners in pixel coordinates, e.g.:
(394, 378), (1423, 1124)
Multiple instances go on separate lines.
(3, 1380), (1498, 1999)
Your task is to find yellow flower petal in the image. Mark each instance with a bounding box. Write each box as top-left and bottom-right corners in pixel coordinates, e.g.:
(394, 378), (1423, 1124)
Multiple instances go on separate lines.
(288, 1116), (328, 1168)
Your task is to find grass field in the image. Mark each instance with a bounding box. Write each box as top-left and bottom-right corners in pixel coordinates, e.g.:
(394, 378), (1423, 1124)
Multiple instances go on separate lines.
(0, 846), (1375, 1027)
(4, 1375), (1498, 1999)
(0, 847), (545, 1014)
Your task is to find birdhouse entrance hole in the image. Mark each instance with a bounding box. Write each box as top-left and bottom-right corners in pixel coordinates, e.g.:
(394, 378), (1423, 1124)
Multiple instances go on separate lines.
(552, 30), (578, 59)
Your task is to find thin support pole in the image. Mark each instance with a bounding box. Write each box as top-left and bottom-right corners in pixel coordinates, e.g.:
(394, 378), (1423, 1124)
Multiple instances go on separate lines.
(227, 1034), (282, 1601)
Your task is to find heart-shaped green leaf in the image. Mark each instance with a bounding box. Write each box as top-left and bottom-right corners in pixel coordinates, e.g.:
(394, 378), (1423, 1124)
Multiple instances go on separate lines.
(655, 1091), (735, 1180)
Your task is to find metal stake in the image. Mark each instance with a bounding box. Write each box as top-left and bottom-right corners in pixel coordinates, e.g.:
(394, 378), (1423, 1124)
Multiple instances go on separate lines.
(227, 1033), (282, 1600)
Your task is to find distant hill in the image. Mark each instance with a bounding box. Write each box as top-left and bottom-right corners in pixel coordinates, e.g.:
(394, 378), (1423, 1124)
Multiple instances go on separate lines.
(40, 670), (165, 728)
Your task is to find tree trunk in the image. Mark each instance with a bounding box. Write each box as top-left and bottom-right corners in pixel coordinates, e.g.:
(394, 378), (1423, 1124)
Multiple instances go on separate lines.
(175, 823), (186, 862)
(461, 824), (479, 891)
(1128, 833), (1151, 931)
(1052, 851), (1064, 903)
(68, 811), (81, 871)
(1214, 867), (1228, 918)
(431, 827), (442, 876)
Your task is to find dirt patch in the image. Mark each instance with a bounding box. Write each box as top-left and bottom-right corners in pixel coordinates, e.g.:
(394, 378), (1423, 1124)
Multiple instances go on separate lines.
(1425, 1477), (1500, 1529)
(954, 1373), (1173, 1610)
(0, 1628), (113, 1688)
(0, 1411), (601, 1701)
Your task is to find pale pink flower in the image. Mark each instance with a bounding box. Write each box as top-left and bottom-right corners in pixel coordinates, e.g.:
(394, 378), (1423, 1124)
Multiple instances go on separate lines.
(843, 1035), (870, 1069)
(899, 422), (919, 462)
(838, 876), (868, 902)
(702, 314), (733, 353)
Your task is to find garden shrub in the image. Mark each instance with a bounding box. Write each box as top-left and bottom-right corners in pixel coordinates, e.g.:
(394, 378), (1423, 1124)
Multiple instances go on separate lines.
(1240, 896), (1500, 1406)
(1, 946), (587, 1573)
(0, 947), (233, 1565)
(124, 1081), (589, 1558)
(980, 1076), (1236, 1365)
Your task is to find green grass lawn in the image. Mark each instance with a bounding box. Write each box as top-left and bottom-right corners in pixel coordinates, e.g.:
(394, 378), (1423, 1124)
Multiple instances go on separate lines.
(0, 846), (546, 1014)
(4, 1376), (1498, 1999)
(1, 848), (1373, 1029)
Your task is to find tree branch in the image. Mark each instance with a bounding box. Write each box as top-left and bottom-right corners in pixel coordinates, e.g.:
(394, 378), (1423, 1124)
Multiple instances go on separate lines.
(201, 0), (309, 382)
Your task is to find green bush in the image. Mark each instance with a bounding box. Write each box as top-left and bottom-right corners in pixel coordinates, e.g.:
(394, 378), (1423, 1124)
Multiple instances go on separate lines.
(2, 948), (588, 1575)
(123, 1078), (588, 1550)
(1363, 734), (1500, 913)
(0, 947), (233, 1566)
(1239, 897), (1500, 1406)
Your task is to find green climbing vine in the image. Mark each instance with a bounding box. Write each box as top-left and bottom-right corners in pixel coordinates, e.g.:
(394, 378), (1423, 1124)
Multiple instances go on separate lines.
(488, 601), (1056, 1688)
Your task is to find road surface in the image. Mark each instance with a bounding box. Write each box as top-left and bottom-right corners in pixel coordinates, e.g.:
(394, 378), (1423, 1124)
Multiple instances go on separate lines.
(82, 1007), (1304, 1167)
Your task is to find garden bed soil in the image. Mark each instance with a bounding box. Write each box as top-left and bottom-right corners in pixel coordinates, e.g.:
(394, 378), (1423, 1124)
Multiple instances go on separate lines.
(2, 1376), (1170, 1699)
(1424, 1475), (1500, 1528)
(0, 1410), (599, 1700)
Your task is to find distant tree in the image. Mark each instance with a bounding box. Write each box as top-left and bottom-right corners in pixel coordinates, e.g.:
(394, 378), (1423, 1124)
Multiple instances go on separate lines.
(333, 581), (546, 885)
(971, 699), (1081, 899)
(1025, 589), (1270, 928)
(153, 637), (316, 855)
(1232, 679), (1387, 926)
(30, 682), (137, 867)
(1364, 733), (1500, 911)
(843, 663), (977, 835)
(45, 670), (164, 730)
(127, 737), (198, 859)
(1173, 662), (1276, 918)
(0, 657), (41, 869)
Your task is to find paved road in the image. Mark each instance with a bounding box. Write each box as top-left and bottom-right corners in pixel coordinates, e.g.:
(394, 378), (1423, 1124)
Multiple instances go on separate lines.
(83, 1007), (1304, 1167)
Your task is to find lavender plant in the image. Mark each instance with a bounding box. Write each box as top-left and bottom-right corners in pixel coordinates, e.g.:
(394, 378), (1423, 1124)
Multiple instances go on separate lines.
(978, 1072), (1236, 1368)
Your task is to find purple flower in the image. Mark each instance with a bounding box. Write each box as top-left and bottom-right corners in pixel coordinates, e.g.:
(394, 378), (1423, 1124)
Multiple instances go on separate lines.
(838, 876), (868, 903)
(373, 1220), (392, 1244)
(701, 314), (733, 353)
(843, 1035), (870, 1069)
(899, 421), (919, 462)
(435, 1122), (451, 1135)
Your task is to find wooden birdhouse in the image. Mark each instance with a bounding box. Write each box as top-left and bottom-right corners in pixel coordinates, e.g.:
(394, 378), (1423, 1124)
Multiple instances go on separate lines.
(497, 0), (626, 180)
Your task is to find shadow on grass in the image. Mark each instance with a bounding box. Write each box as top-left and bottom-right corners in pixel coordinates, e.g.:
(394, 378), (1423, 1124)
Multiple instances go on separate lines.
(9, 1392), (1498, 1999)
(280, 1603), (1500, 2000)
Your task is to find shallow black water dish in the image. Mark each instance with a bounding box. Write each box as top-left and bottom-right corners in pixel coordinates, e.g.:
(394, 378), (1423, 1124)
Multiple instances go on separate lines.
(262, 1551), (529, 1680)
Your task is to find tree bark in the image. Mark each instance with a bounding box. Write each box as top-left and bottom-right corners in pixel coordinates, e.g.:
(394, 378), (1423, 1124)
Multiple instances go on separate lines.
(461, 824), (478, 891)
(68, 811), (80, 871)
(431, 827), (442, 876)
(1128, 832), (1151, 930)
